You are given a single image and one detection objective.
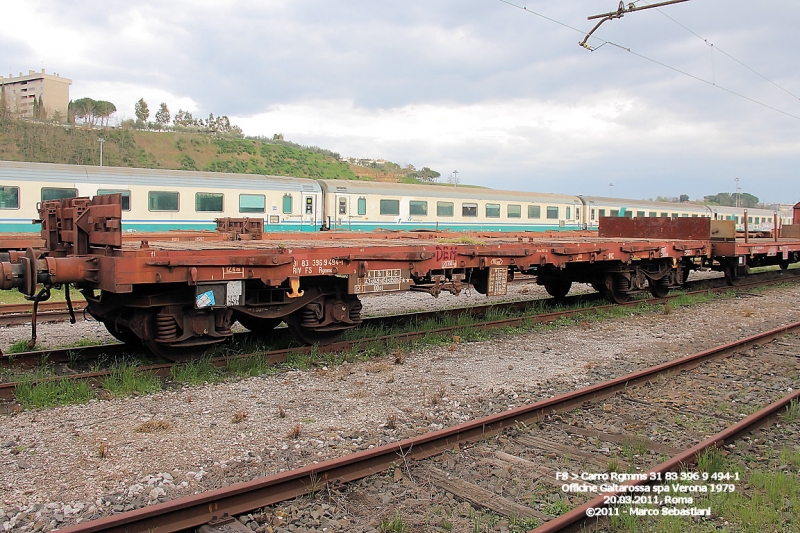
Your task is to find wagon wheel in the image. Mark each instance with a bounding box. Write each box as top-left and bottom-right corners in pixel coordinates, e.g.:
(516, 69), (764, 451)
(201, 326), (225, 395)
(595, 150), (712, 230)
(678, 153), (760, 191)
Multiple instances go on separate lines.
(101, 320), (141, 346)
(543, 280), (572, 299)
(648, 277), (670, 298)
(143, 337), (216, 362)
(723, 265), (742, 286)
(234, 312), (282, 335)
(779, 260), (789, 271)
(287, 314), (345, 345)
(602, 273), (630, 304)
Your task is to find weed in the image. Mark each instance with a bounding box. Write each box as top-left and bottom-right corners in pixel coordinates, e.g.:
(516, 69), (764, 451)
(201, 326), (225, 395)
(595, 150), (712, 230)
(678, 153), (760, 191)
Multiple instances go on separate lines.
(278, 406), (286, 418)
(7, 340), (30, 354)
(607, 455), (621, 473)
(386, 413), (397, 429)
(96, 441), (108, 458)
(231, 411), (248, 424)
(544, 499), (570, 516)
(623, 435), (650, 457)
(380, 511), (411, 533)
(287, 424), (302, 439)
(102, 365), (161, 397)
(135, 420), (172, 433)
(429, 386), (446, 405)
(169, 358), (222, 385)
(781, 399), (800, 423)
(226, 354), (277, 377)
(697, 447), (726, 474)
(301, 417), (316, 423)
(15, 377), (93, 409)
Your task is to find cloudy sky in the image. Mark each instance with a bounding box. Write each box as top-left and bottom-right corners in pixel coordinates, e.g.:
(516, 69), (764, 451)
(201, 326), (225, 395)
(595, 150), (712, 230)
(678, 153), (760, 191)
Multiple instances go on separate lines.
(3, 1), (799, 204)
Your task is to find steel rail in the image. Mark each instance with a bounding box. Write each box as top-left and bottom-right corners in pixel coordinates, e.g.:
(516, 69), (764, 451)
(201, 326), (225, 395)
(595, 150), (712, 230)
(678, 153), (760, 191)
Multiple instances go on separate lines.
(1, 272), (798, 400)
(0, 300), (87, 327)
(53, 321), (800, 533)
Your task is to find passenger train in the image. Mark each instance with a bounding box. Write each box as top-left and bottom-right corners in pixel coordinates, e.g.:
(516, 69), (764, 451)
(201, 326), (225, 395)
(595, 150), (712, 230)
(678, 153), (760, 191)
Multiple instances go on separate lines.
(0, 161), (791, 234)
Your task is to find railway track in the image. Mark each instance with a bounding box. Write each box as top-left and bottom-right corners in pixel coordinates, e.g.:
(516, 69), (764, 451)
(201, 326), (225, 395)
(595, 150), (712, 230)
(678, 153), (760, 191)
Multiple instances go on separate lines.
(2, 270), (798, 403)
(51, 322), (800, 533)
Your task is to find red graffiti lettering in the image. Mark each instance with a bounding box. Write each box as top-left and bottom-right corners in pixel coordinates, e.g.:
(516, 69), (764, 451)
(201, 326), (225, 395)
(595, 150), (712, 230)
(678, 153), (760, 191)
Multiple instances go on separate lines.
(435, 246), (457, 261)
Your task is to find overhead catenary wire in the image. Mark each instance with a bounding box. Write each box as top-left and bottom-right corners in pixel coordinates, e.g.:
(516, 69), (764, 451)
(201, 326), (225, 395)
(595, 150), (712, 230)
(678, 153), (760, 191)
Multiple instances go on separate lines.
(640, 0), (800, 101)
(497, 0), (800, 121)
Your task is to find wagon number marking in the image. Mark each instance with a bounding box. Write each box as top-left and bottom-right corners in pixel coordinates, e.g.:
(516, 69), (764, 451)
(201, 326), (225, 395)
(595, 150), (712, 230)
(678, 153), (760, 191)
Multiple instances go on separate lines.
(292, 258), (344, 275)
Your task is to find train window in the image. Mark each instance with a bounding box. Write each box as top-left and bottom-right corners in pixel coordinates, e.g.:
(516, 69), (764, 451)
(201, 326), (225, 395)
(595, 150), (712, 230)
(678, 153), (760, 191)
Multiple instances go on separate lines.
(754, 217), (760, 224)
(283, 194), (293, 214)
(97, 189), (131, 211)
(590, 209), (596, 220)
(239, 194), (265, 213)
(672, 213), (678, 218)
(196, 192), (223, 212)
(660, 212), (669, 217)
(610, 210), (620, 217)
(747, 217), (753, 223)
(149, 191), (179, 211)
(528, 205), (541, 219)
(485, 203), (500, 218)
(437, 201), (454, 217)
(566, 206), (571, 219)
(637, 211), (646, 218)
(624, 211), (633, 218)
(462, 203), (478, 217)
(691, 214), (698, 218)
(546, 206), (559, 219)
(380, 199), (400, 216)
(0, 186), (20, 209)
(575, 207), (580, 220)
(42, 187), (78, 202)
(409, 200), (428, 216)
(598, 209), (606, 218)
(358, 197), (367, 215)
(507, 204), (521, 218)
(649, 212), (657, 217)
(338, 197), (347, 215)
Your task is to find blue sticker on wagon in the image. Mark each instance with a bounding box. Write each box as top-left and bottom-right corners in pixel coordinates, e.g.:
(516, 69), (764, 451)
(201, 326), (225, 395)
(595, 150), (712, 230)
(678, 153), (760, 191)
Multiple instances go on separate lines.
(196, 290), (215, 308)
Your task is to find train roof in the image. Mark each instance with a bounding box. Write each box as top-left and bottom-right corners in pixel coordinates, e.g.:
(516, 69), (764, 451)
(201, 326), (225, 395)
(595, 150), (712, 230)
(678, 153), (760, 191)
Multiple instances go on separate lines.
(706, 204), (778, 216)
(317, 179), (581, 203)
(578, 196), (709, 211)
(0, 160), (320, 192)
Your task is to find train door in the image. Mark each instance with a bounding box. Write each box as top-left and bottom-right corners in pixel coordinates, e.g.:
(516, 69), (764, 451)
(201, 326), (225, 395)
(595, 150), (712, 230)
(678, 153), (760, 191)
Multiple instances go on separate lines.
(334, 193), (350, 229)
(302, 193), (317, 231)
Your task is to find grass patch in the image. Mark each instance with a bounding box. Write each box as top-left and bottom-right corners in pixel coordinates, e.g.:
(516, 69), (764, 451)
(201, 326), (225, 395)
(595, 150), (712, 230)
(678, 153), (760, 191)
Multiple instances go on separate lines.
(169, 358), (223, 385)
(101, 365), (161, 397)
(6, 340), (30, 354)
(225, 354), (278, 377)
(15, 377), (93, 409)
(379, 511), (412, 533)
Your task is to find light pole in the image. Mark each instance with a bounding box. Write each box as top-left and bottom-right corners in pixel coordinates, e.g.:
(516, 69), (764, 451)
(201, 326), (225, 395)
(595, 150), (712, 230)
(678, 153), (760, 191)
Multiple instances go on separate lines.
(451, 170), (458, 187)
(734, 178), (740, 208)
(97, 138), (105, 166)
(609, 183), (613, 197)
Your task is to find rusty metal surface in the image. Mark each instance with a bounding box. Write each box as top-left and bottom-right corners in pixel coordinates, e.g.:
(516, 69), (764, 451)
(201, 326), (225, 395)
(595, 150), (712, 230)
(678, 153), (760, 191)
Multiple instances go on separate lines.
(598, 216), (711, 240)
(52, 321), (800, 533)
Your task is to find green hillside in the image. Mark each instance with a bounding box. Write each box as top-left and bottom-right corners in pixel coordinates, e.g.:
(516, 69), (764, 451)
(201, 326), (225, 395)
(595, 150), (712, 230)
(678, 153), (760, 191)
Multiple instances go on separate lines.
(0, 120), (382, 180)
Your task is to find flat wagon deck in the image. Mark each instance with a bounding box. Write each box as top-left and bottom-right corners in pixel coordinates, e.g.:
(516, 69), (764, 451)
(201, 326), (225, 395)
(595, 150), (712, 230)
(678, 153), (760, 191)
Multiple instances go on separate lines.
(1, 194), (799, 359)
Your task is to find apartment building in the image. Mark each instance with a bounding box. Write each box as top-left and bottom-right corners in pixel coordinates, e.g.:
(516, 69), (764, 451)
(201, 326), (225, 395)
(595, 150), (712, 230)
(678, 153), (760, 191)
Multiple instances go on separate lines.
(0, 69), (72, 120)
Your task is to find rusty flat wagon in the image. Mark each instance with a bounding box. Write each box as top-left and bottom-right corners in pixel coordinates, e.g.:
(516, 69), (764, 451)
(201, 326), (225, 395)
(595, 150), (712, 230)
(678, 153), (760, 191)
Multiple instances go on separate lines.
(1, 195), (799, 359)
